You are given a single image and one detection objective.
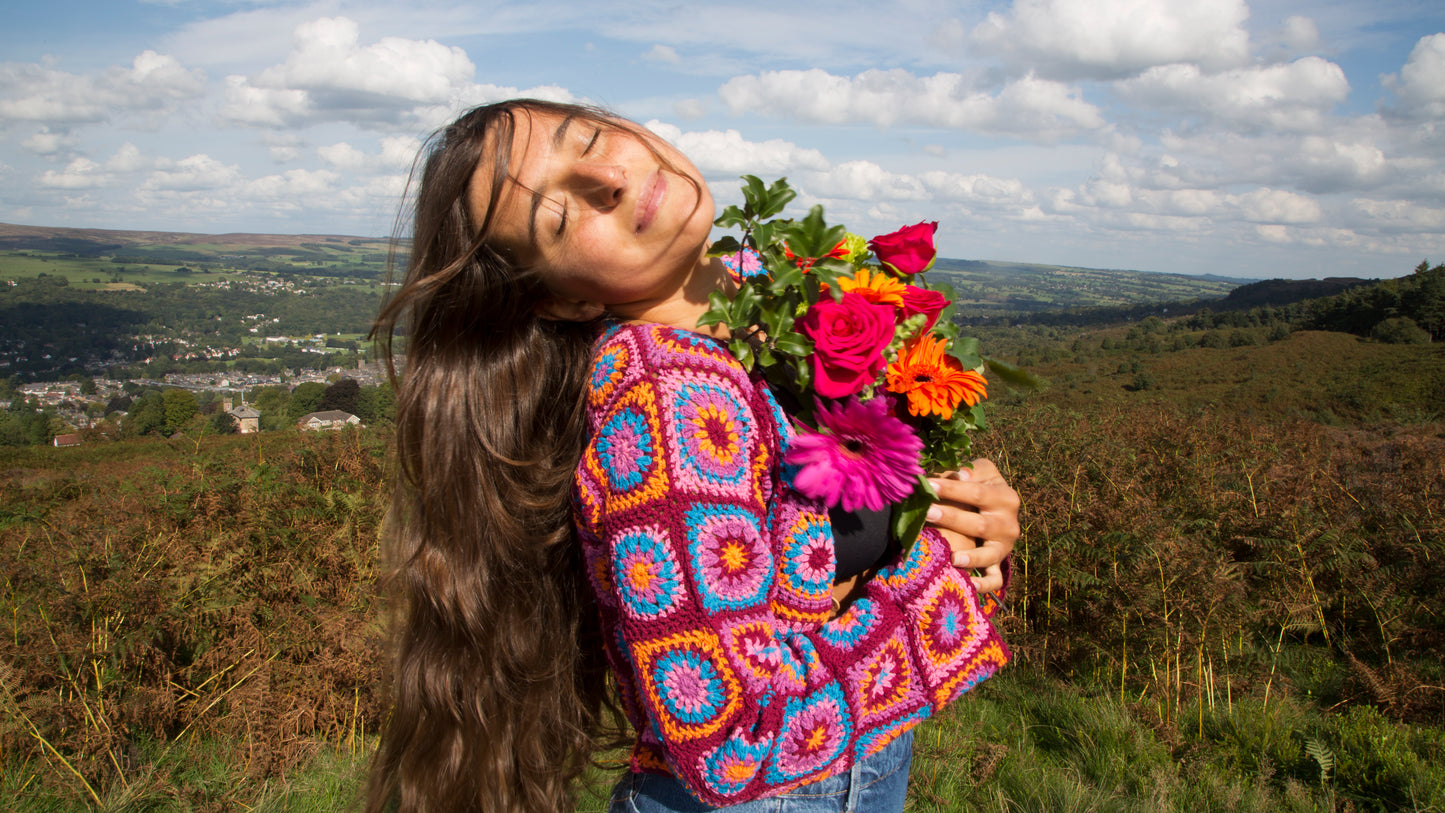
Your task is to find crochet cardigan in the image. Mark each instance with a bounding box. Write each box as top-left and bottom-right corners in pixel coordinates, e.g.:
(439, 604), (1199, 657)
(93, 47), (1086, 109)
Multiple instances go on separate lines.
(573, 320), (1009, 805)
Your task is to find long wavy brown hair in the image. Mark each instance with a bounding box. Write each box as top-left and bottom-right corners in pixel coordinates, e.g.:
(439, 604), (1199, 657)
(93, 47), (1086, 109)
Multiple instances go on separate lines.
(365, 99), (629, 813)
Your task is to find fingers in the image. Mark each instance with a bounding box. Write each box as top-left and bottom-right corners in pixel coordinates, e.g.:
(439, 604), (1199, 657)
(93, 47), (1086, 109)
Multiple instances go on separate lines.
(926, 480), (1019, 550)
(931, 525), (971, 566)
(923, 458), (1020, 590)
(969, 563), (1004, 594)
(959, 538), (1010, 570)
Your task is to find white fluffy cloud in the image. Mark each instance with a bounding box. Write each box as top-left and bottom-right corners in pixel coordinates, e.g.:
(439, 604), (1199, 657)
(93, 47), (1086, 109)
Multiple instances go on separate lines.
(0, 51), (205, 127)
(318, 136), (422, 172)
(718, 69), (1105, 141)
(1281, 16), (1320, 52)
(1383, 33), (1445, 120)
(644, 121), (829, 175)
(21, 128), (76, 156)
(644, 122), (1039, 227)
(220, 17), (472, 128)
(142, 154), (244, 192)
(1115, 57), (1350, 132)
(218, 17), (576, 131)
(971, 0), (1251, 79)
(1231, 187), (1322, 224)
(38, 158), (108, 189)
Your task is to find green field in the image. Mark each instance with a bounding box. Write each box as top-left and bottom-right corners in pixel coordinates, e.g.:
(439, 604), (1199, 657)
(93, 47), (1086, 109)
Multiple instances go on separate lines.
(0, 224), (393, 290)
(0, 222), (1234, 313)
(932, 258), (1242, 314)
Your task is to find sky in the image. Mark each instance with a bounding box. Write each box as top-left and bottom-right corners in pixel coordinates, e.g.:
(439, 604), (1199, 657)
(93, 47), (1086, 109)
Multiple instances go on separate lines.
(1, 0), (1443, 280)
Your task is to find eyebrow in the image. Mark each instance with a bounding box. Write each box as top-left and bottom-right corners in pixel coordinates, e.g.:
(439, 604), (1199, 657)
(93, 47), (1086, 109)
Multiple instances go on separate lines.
(526, 113), (579, 246)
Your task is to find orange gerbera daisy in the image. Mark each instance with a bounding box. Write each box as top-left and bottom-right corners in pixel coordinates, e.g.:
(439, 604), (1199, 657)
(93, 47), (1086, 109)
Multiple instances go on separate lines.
(886, 334), (987, 419)
(837, 267), (907, 309)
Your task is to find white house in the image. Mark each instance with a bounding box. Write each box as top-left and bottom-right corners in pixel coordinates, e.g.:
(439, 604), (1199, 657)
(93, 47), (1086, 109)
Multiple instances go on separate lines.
(296, 410), (362, 431)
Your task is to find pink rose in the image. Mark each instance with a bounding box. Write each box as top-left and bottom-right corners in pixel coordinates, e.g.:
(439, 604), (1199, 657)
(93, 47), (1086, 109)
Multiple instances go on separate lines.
(900, 285), (949, 331)
(869, 221), (938, 275)
(799, 292), (896, 398)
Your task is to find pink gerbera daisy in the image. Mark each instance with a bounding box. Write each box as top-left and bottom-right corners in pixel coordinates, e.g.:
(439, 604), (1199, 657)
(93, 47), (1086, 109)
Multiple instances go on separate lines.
(784, 396), (924, 512)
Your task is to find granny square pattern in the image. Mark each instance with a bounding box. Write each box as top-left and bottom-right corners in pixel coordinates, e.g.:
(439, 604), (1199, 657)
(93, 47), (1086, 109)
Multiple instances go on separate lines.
(574, 322), (1010, 806)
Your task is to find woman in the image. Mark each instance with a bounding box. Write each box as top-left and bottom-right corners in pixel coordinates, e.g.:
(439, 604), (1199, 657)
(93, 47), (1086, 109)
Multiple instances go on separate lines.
(367, 99), (1019, 813)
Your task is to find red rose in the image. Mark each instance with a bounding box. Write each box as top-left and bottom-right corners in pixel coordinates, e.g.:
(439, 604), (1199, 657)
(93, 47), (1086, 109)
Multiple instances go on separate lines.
(900, 285), (949, 331)
(869, 221), (938, 275)
(798, 292), (896, 398)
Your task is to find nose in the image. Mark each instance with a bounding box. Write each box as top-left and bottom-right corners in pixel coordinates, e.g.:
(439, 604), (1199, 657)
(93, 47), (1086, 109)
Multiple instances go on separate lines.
(570, 162), (625, 210)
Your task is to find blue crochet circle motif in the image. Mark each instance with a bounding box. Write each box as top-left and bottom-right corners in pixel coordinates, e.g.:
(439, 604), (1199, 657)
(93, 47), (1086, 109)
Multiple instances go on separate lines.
(652, 649), (726, 725)
(596, 408), (655, 492)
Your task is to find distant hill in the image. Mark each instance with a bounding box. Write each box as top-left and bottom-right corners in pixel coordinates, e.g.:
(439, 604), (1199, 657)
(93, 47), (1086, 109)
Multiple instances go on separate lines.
(0, 222), (388, 253)
(1219, 277), (1375, 310)
(930, 258), (1246, 315)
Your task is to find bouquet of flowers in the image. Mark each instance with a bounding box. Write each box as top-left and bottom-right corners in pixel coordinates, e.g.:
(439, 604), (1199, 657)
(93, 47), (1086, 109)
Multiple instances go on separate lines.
(701, 176), (1027, 548)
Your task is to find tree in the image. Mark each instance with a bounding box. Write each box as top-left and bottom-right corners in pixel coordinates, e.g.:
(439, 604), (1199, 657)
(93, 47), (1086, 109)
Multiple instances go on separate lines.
(288, 382), (327, 419)
(162, 389), (198, 434)
(1371, 317), (1431, 345)
(209, 411), (239, 434)
(127, 392), (166, 436)
(317, 378), (360, 415)
(355, 382), (395, 425)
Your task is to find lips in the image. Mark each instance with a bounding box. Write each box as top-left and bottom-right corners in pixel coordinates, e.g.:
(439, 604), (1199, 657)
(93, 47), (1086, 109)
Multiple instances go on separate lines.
(635, 170), (666, 233)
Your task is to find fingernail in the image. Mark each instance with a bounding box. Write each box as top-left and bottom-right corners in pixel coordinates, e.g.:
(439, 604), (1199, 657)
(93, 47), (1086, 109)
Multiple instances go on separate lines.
(956, 468), (973, 481)
(926, 506), (942, 521)
(955, 553), (970, 567)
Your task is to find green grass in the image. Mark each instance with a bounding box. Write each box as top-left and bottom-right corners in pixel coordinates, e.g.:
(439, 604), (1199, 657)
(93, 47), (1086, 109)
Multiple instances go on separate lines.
(905, 668), (1444, 812)
(9, 667), (1439, 812)
(0, 251), (247, 287)
(2, 738), (372, 812)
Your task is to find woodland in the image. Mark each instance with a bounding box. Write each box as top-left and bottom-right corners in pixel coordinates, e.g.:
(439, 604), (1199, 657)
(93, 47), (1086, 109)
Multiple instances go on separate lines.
(0, 251), (1442, 811)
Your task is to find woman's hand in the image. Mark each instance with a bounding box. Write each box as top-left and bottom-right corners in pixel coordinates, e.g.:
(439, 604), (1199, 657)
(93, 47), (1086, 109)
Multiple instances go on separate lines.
(925, 459), (1020, 594)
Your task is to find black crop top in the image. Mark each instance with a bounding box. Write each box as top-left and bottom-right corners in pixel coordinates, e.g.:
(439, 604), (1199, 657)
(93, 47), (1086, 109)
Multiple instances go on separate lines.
(828, 505), (898, 580)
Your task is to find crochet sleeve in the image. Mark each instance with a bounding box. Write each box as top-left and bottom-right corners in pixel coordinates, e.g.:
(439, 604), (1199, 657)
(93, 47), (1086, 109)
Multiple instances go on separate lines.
(573, 324), (1008, 805)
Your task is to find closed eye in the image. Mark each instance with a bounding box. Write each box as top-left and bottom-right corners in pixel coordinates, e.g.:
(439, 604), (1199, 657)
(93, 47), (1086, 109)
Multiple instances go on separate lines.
(556, 126), (602, 238)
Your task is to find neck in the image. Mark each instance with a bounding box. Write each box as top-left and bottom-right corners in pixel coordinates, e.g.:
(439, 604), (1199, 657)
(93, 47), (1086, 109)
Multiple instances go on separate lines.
(613, 253), (736, 338)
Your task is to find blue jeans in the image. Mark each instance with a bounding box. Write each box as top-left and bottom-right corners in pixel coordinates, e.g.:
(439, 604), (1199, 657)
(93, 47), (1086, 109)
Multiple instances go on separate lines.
(606, 730), (913, 813)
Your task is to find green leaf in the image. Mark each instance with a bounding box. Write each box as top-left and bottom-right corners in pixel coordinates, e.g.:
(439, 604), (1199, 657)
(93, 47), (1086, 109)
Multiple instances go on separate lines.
(772, 332), (812, 357)
(714, 205), (748, 229)
(711, 236), (743, 256)
(730, 283), (762, 324)
(753, 221), (779, 252)
(985, 357), (1044, 391)
(770, 261), (804, 290)
(946, 335), (983, 370)
(697, 289), (732, 329)
(951, 335), (980, 358)
(742, 175), (768, 211)
(758, 178), (797, 219)
(730, 339), (754, 371)
(782, 205), (847, 259)
(891, 479), (937, 549)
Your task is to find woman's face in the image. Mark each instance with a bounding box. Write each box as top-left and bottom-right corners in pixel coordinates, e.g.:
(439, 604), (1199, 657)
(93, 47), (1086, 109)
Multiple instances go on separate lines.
(469, 108), (716, 320)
